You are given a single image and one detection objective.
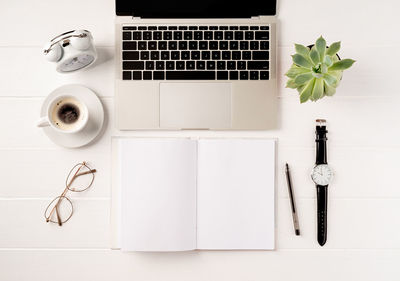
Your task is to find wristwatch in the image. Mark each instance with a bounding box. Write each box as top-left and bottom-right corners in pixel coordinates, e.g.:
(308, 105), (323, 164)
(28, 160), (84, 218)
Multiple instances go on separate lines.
(310, 119), (333, 246)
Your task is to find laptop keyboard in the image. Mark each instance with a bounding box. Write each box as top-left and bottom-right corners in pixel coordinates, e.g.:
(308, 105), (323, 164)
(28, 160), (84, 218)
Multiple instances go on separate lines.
(121, 25), (270, 81)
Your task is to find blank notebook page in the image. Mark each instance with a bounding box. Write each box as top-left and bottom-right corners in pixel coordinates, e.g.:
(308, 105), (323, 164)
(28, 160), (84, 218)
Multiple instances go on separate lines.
(196, 139), (275, 250)
(119, 138), (197, 251)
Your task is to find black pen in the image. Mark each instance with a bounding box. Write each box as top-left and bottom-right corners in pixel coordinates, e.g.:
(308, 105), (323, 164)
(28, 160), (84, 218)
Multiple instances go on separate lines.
(285, 163), (300, 236)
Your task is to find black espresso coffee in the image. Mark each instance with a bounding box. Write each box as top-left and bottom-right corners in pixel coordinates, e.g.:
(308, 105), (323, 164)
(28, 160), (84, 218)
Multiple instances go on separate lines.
(50, 97), (85, 131)
(58, 103), (80, 124)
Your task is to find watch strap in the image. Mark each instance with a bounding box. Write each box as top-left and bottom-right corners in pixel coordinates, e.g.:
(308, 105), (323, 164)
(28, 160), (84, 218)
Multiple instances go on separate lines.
(316, 184), (328, 246)
(316, 120), (328, 165)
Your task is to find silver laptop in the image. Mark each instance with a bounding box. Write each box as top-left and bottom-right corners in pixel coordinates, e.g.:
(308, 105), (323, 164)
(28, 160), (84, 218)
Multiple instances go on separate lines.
(115, 0), (277, 130)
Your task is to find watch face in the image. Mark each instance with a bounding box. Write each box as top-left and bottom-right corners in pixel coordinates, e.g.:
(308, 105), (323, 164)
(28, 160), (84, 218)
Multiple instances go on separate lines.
(311, 164), (333, 185)
(59, 54), (94, 72)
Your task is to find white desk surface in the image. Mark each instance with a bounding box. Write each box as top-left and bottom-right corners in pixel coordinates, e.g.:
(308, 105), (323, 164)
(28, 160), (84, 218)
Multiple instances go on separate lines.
(1, 0), (399, 280)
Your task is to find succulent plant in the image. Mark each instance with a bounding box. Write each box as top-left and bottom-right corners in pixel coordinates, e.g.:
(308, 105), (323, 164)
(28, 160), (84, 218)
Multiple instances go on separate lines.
(285, 36), (355, 103)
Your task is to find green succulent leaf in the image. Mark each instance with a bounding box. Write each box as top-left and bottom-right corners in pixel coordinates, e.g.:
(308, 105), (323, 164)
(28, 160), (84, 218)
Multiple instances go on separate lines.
(323, 73), (338, 86)
(295, 44), (310, 57)
(326, 41), (341, 56)
(324, 81), (337, 96)
(316, 36), (326, 61)
(312, 78), (324, 100)
(329, 59), (356, 71)
(286, 79), (299, 89)
(292, 54), (313, 68)
(309, 47), (320, 65)
(299, 78), (316, 103)
(323, 55), (333, 67)
(285, 65), (311, 78)
(294, 72), (314, 85)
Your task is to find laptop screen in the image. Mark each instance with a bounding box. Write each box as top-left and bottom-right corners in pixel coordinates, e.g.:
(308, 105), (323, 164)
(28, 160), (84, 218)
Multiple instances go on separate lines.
(115, 0), (276, 18)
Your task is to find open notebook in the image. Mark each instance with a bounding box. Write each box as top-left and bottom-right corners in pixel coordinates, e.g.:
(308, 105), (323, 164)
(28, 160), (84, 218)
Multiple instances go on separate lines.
(118, 138), (275, 251)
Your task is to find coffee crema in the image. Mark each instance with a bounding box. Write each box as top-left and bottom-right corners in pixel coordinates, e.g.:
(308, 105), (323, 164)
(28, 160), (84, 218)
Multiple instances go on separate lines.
(50, 97), (85, 131)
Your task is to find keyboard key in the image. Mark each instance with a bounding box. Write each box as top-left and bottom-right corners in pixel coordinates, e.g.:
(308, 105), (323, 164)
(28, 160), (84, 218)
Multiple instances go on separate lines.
(215, 31), (223, 40)
(163, 31), (172, 40)
(132, 32), (142, 40)
(181, 51), (190, 60)
(179, 26), (187, 30)
(227, 61), (236, 70)
(232, 51), (241, 60)
(243, 51), (251, 60)
(186, 61), (196, 70)
(237, 61), (246, 70)
(138, 41), (147, 50)
(240, 71), (249, 80)
(240, 41), (249, 50)
(145, 61), (154, 70)
(143, 71), (152, 80)
(250, 41), (259, 50)
(222, 51), (231, 60)
(201, 51), (210, 60)
(194, 31), (203, 40)
(171, 51), (180, 60)
(255, 31), (269, 40)
(212, 51), (221, 60)
(250, 26), (259, 30)
(245, 31), (254, 40)
(230, 71), (239, 80)
(148, 41), (157, 50)
(143, 31), (152, 40)
(132, 71), (142, 80)
(158, 26), (167, 30)
(168, 26), (178, 30)
(219, 26), (228, 30)
(219, 41), (229, 50)
(123, 51), (139, 60)
(138, 26), (147, 30)
(166, 61), (175, 70)
(196, 61), (205, 70)
(176, 61), (185, 69)
(184, 31), (193, 40)
(158, 41), (167, 50)
(168, 41), (177, 50)
(260, 71), (269, 80)
(156, 61), (165, 70)
(191, 51), (201, 60)
(179, 41), (188, 50)
(189, 26), (198, 30)
(122, 71), (131, 80)
(260, 41), (269, 50)
(189, 41), (198, 50)
(207, 61), (216, 70)
(250, 71), (259, 80)
(140, 51), (149, 60)
(123, 41), (137, 50)
(209, 41), (218, 50)
(174, 31), (182, 40)
(217, 71), (228, 80)
(122, 31), (131, 40)
(150, 51), (159, 60)
(240, 26), (249, 30)
(217, 61), (226, 70)
(153, 71), (165, 80)
(123, 26), (137, 30)
(148, 26), (157, 30)
(234, 31), (243, 40)
(229, 26), (239, 30)
(248, 61), (269, 70)
(252, 51), (269, 60)
(229, 41), (238, 50)
(153, 31), (162, 40)
(260, 26), (270, 30)
(199, 41), (208, 50)
(224, 31), (233, 40)
(161, 51), (170, 60)
(199, 26), (208, 30)
(209, 26), (218, 30)
(204, 31), (213, 40)
(166, 71), (215, 80)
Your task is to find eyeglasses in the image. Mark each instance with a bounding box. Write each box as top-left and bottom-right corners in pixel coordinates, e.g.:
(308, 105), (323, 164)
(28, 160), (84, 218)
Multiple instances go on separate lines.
(44, 162), (96, 226)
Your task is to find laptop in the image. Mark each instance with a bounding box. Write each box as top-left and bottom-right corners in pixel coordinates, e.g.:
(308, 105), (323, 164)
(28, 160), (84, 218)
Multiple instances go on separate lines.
(115, 0), (277, 130)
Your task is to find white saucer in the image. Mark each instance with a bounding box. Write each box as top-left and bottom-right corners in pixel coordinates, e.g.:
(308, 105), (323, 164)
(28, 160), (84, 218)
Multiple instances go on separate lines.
(39, 84), (104, 148)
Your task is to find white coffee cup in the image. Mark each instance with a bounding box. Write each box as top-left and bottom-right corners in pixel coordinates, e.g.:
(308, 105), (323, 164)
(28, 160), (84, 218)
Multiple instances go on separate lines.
(36, 95), (89, 134)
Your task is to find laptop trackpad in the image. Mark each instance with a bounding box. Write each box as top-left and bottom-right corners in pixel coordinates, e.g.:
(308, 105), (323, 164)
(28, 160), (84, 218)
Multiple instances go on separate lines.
(160, 83), (232, 129)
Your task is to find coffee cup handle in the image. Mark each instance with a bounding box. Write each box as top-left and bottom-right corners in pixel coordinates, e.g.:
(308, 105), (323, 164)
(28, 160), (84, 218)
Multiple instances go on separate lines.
(36, 116), (50, 127)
